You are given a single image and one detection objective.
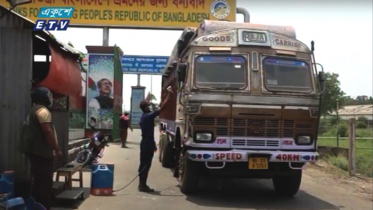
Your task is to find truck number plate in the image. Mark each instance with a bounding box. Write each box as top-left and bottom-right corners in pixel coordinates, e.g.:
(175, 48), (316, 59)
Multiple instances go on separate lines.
(248, 158), (268, 169)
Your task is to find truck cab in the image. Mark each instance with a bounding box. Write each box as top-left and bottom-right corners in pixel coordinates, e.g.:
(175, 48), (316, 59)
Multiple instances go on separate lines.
(159, 20), (325, 196)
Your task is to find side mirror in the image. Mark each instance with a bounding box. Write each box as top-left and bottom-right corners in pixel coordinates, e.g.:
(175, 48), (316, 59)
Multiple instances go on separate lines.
(318, 71), (325, 82)
(318, 72), (326, 93)
(177, 63), (187, 83)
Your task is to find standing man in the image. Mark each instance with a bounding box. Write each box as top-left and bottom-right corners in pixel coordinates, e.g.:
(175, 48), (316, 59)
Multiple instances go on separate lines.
(138, 88), (171, 192)
(23, 87), (63, 210)
(119, 111), (133, 148)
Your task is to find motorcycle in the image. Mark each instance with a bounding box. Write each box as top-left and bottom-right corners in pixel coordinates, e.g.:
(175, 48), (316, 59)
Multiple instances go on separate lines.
(73, 117), (110, 167)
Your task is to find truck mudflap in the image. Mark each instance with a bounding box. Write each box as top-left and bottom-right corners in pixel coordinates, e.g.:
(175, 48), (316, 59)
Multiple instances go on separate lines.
(186, 150), (319, 163)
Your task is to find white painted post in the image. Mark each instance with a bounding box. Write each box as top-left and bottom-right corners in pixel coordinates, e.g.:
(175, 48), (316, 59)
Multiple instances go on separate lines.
(348, 118), (356, 176)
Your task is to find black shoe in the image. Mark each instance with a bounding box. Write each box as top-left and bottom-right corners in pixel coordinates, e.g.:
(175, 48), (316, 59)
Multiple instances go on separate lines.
(138, 186), (155, 192)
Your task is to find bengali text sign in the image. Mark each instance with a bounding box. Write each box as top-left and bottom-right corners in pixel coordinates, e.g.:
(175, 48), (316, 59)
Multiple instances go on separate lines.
(122, 55), (169, 75)
(0, 0), (236, 28)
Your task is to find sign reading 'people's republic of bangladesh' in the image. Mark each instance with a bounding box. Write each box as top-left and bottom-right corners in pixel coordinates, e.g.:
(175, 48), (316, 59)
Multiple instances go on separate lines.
(0, 0), (236, 29)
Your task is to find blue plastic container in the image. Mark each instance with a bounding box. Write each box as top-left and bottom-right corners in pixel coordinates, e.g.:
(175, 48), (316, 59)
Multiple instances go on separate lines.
(2, 197), (25, 210)
(90, 164), (114, 195)
(0, 171), (15, 202)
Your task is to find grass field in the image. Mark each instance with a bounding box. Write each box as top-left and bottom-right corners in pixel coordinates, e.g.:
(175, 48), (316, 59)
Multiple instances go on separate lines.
(318, 136), (372, 177)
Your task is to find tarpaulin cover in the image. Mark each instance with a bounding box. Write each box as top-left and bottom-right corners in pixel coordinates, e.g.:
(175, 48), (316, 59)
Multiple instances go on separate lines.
(38, 46), (82, 97)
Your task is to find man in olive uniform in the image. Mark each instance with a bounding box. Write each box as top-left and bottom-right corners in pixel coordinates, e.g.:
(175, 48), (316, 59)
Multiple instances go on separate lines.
(23, 87), (63, 210)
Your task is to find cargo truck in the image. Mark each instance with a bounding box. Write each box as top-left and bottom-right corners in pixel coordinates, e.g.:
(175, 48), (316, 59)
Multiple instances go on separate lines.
(158, 20), (325, 196)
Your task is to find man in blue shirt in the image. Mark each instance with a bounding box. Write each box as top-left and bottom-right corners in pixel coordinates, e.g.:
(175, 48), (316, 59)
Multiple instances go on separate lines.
(138, 91), (170, 192)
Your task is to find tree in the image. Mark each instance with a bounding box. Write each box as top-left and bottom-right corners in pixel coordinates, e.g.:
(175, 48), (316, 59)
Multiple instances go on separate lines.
(321, 72), (346, 115)
(344, 95), (373, 105)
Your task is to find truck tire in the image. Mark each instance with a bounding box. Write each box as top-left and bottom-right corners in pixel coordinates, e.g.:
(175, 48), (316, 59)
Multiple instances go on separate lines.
(179, 153), (200, 194)
(161, 140), (174, 168)
(272, 170), (302, 197)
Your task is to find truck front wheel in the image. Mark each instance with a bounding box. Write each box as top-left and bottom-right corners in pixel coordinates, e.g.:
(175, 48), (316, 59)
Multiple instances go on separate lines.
(179, 153), (200, 194)
(272, 170), (302, 197)
(161, 140), (174, 168)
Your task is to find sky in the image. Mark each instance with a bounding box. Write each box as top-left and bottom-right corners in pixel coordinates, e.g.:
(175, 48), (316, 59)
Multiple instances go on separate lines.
(50, 0), (373, 111)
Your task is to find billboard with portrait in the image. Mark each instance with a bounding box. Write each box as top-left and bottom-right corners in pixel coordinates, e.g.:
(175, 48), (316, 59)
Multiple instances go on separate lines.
(86, 54), (114, 129)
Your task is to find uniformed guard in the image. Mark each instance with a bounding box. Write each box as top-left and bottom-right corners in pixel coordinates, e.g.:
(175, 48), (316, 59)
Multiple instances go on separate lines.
(138, 88), (171, 192)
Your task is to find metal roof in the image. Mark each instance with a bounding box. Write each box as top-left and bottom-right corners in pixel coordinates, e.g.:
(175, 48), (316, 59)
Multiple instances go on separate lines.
(331, 104), (373, 116)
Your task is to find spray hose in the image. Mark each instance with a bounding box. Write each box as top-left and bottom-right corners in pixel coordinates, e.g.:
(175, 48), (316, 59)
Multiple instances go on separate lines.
(112, 163), (149, 192)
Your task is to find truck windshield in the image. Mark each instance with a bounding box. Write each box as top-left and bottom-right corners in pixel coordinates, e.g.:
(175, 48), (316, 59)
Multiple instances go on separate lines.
(263, 57), (312, 92)
(195, 55), (246, 89)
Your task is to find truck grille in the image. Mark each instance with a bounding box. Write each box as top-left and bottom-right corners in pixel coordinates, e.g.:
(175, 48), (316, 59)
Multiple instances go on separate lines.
(232, 119), (280, 137)
(283, 120), (313, 137)
(194, 117), (313, 138)
(194, 117), (230, 136)
(232, 139), (280, 147)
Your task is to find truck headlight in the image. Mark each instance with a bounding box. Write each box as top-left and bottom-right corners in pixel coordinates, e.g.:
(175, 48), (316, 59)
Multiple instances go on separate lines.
(186, 105), (200, 113)
(194, 132), (213, 142)
(296, 136), (312, 145)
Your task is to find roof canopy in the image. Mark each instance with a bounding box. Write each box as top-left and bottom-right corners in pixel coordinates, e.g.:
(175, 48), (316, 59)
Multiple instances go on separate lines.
(0, 5), (84, 61)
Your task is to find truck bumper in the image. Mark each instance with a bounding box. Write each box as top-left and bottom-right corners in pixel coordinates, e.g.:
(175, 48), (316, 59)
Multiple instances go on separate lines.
(186, 150), (319, 163)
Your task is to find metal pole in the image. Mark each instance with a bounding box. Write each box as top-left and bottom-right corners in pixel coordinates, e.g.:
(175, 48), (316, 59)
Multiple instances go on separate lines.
(103, 27), (109, 46)
(236, 7), (250, 23)
(150, 75), (153, 102)
(336, 99), (340, 147)
(137, 74), (140, 86)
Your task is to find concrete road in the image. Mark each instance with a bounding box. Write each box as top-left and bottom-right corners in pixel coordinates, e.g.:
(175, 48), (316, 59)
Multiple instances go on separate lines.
(54, 129), (372, 210)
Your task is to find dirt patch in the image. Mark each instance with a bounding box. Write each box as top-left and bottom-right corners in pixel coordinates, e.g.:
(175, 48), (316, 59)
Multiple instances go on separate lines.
(306, 161), (373, 201)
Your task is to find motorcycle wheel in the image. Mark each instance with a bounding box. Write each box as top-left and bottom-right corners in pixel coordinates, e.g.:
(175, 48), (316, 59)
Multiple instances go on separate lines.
(74, 150), (93, 167)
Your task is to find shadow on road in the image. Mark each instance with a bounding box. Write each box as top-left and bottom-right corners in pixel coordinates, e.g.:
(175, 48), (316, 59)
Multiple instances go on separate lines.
(184, 178), (340, 210)
(110, 141), (140, 147)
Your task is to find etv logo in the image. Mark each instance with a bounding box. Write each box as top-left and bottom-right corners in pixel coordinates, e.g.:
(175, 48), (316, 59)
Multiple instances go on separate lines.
(33, 7), (74, 31)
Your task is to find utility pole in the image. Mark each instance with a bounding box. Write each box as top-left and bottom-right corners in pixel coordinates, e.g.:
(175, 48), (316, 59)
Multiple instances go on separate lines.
(150, 75), (153, 103)
(336, 98), (340, 147)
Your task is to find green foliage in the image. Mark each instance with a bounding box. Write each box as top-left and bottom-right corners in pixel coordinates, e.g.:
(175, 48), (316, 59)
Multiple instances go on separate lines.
(345, 95), (373, 105)
(358, 116), (368, 123)
(357, 121), (367, 129)
(329, 116), (338, 125)
(338, 123), (348, 137)
(318, 130), (373, 177)
(356, 128), (372, 137)
(325, 155), (349, 171)
(318, 118), (329, 134)
(321, 72), (346, 115)
(321, 145), (373, 177)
